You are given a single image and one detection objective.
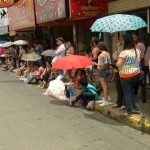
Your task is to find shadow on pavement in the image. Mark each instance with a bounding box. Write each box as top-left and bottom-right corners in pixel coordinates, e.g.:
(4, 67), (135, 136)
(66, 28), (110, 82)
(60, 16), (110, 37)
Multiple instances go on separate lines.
(50, 99), (67, 106)
(83, 111), (124, 126)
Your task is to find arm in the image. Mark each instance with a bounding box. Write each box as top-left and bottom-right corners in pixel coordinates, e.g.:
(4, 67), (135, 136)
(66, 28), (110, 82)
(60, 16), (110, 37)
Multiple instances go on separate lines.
(70, 46), (75, 55)
(116, 51), (126, 68)
(94, 54), (109, 69)
(35, 68), (43, 77)
(91, 48), (98, 61)
(116, 57), (125, 68)
(112, 50), (118, 61)
(55, 45), (65, 55)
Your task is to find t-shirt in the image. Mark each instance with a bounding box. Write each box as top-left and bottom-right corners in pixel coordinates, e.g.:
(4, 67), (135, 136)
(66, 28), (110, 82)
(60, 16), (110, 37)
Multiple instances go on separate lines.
(81, 84), (99, 100)
(118, 49), (140, 78)
(51, 44), (66, 63)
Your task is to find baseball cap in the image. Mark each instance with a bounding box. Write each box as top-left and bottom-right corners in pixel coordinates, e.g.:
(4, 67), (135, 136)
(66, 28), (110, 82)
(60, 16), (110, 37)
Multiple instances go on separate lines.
(56, 37), (64, 43)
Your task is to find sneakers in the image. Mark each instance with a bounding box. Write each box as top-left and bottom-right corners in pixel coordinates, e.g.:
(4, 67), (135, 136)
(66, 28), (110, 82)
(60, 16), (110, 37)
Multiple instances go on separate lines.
(99, 100), (110, 106)
(42, 92), (48, 95)
(97, 96), (111, 104)
(19, 77), (25, 80)
(97, 99), (105, 104)
(107, 96), (111, 101)
(23, 79), (28, 84)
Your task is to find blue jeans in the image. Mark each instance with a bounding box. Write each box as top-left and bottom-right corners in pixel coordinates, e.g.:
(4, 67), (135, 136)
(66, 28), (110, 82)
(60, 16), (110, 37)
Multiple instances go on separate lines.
(57, 69), (64, 76)
(120, 74), (140, 114)
(67, 84), (76, 97)
(99, 68), (110, 78)
(27, 75), (38, 84)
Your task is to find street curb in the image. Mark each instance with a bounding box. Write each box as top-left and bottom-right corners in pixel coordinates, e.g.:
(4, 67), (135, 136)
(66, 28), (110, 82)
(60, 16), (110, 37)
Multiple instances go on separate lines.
(95, 102), (150, 134)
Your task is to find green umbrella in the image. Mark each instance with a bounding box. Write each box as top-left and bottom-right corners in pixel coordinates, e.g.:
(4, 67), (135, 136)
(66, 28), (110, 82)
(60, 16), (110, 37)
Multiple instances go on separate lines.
(21, 52), (41, 61)
(91, 14), (147, 33)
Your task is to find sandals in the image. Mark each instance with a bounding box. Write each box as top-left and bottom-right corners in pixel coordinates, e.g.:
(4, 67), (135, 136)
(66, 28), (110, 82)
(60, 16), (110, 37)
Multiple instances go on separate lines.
(112, 104), (119, 108)
(119, 105), (126, 110)
(132, 110), (141, 114)
(122, 112), (131, 116)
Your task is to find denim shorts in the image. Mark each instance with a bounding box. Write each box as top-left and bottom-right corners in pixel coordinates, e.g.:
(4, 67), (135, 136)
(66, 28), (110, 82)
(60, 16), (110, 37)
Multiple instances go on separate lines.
(99, 68), (110, 78)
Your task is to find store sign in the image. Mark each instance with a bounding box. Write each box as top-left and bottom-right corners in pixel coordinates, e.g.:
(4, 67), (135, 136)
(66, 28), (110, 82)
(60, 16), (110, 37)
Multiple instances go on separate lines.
(0, 0), (19, 8)
(70, 0), (108, 18)
(0, 26), (8, 35)
(8, 0), (35, 31)
(0, 8), (8, 27)
(35, 0), (66, 24)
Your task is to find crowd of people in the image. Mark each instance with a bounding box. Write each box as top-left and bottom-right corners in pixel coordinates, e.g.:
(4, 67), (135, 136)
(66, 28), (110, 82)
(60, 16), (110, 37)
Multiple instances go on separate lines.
(0, 33), (150, 116)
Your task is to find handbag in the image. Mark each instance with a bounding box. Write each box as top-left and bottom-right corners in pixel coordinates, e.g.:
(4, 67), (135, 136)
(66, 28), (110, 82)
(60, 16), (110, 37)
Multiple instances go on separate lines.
(140, 46), (148, 69)
(111, 60), (119, 70)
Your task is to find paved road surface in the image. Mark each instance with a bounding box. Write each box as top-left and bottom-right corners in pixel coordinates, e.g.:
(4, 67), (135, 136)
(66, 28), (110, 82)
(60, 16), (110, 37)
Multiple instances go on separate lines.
(0, 70), (150, 150)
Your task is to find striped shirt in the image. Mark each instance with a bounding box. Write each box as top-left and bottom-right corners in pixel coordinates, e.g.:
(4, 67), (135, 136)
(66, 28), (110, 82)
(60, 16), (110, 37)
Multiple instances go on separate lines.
(118, 49), (140, 78)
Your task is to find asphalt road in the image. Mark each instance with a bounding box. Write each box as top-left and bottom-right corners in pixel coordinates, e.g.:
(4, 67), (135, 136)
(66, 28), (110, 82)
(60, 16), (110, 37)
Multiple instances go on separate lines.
(0, 70), (150, 150)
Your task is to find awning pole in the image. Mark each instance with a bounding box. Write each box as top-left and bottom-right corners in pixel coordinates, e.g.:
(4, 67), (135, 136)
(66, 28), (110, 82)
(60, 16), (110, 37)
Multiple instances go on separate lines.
(147, 8), (150, 33)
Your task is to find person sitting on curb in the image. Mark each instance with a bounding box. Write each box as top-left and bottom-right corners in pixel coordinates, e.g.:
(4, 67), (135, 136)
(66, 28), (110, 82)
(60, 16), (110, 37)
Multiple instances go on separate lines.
(24, 62), (44, 84)
(71, 79), (99, 109)
(66, 69), (91, 106)
(14, 62), (27, 77)
(37, 61), (52, 89)
(19, 62), (35, 81)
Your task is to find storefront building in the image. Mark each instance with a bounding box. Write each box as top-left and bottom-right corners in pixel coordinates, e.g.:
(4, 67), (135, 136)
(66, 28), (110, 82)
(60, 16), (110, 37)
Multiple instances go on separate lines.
(8, 0), (36, 45)
(6, 0), (108, 53)
(108, 0), (150, 51)
(34, 0), (70, 49)
(69, 0), (108, 53)
(34, 0), (108, 53)
(0, 8), (9, 42)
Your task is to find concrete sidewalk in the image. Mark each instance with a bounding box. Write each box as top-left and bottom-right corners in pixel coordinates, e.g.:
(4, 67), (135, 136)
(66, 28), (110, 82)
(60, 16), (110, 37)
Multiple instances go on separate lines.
(96, 82), (150, 134)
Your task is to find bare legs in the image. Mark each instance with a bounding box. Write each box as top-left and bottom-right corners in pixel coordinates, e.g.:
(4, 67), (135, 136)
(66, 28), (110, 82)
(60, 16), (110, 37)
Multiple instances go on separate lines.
(99, 77), (109, 101)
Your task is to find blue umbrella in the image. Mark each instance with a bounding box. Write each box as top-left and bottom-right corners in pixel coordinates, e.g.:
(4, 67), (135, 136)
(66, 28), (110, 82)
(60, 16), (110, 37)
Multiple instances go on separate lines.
(0, 40), (7, 44)
(90, 14), (147, 33)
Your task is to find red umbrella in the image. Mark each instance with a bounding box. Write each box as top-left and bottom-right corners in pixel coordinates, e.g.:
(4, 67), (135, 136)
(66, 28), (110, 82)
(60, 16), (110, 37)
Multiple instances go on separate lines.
(52, 55), (92, 69)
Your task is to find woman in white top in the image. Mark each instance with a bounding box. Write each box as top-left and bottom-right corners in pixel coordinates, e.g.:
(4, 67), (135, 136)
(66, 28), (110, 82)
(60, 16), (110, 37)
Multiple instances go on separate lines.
(116, 34), (141, 116)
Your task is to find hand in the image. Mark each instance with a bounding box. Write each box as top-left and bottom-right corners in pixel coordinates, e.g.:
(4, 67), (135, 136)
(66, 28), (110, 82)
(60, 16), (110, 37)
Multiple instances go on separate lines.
(92, 62), (97, 66)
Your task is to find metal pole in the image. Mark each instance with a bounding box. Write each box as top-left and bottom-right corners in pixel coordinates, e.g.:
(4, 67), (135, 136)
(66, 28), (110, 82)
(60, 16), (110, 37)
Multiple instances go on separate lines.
(147, 8), (150, 33)
(73, 22), (78, 54)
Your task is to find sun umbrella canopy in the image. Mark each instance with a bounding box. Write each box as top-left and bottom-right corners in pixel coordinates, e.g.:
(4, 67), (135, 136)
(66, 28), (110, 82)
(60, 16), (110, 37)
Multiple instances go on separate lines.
(1, 54), (10, 57)
(41, 49), (55, 57)
(1, 42), (14, 47)
(90, 14), (147, 33)
(14, 40), (28, 45)
(52, 55), (92, 70)
(21, 52), (41, 61)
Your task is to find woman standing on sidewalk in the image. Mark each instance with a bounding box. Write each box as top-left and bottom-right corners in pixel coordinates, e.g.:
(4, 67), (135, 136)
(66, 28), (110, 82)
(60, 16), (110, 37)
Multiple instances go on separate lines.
(112, 40), (126, 110)
(91, 38), (101, 95)
(116, 34), (141, 116)
(94, 42), (111, 106)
